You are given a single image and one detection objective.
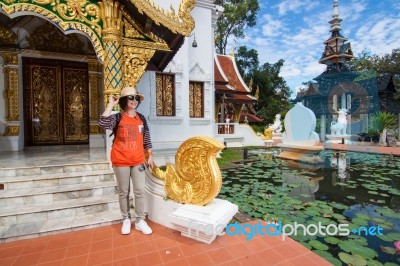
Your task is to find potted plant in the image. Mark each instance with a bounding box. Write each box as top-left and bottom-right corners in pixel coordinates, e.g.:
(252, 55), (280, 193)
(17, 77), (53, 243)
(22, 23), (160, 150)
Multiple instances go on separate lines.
(371, 111), (398, 146)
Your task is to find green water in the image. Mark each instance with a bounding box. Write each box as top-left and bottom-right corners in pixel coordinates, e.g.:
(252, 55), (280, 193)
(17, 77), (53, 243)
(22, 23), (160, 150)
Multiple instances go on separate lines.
(218, 149), (400, 265)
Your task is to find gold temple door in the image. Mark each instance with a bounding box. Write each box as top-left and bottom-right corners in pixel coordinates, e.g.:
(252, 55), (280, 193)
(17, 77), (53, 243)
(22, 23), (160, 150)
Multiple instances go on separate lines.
(23, 58), (89, 145)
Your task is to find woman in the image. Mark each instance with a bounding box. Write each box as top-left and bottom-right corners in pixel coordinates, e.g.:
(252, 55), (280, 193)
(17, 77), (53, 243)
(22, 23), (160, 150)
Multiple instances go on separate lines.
(99, 86), (154, 235)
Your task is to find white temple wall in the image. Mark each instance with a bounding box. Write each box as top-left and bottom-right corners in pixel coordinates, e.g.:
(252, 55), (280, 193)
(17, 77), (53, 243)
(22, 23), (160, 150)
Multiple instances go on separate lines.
(137, 1), (217, 159)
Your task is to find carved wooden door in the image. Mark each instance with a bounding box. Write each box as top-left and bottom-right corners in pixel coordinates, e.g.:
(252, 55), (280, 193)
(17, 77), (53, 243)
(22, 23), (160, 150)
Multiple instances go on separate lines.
(23, 58), (89, 145)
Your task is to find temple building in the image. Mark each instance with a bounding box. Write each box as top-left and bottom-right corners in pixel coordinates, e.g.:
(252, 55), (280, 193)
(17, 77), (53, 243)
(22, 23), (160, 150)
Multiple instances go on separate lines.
(0, 0), (226, 163)
(214, 53), (262, 125)
(295, 0), (400, 140)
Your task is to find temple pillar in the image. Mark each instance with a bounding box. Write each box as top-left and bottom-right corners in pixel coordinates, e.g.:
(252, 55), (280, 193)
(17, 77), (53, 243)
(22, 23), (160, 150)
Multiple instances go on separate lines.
(0, 52), (21, 151)
(88, 59), (105, 147)
(2, 52), (19, 136)
(232, 104), (243, 123)
(333, 95), (338, 111)
(220, 103), (225, 123)
(346, 94), (351, 135)
(320, 114), (326, 141)
(341, 94), (346, 110)
(100, 0), (124, 107)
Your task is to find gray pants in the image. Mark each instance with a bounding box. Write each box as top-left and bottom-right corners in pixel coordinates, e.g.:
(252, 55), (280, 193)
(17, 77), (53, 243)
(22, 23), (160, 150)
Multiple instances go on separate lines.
(113, 165), (146, 220)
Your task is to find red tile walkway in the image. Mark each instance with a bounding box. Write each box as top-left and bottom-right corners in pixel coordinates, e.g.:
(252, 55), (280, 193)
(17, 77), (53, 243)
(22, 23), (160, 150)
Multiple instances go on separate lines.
(0, 220), (331, 266)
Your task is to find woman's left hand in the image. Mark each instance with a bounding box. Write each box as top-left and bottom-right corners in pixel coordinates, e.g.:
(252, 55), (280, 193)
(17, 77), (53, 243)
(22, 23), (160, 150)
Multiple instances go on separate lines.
(147, 156), (155, 170)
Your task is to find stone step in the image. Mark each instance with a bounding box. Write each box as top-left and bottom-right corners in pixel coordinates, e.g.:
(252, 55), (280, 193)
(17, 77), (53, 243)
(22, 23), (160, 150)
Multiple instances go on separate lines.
(0, 161), (122, 243)
(0, 180), (117, 207)
(0, 209), (124, 243)
(0, 170), (114, 190)
(0, 162), (110, 177)
(0, 194), (119, 226)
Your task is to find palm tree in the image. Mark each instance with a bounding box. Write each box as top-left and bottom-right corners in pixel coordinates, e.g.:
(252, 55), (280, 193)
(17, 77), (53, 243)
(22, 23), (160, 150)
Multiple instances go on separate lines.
(370, 111), (398, 145)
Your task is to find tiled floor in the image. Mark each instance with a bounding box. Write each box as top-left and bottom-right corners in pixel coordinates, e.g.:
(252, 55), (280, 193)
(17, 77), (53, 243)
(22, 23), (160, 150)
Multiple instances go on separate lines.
(0, 220), (331, 266)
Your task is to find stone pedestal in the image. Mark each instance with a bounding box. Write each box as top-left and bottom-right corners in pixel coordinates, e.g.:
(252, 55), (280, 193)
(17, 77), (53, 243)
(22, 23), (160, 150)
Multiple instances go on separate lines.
(144, 172), (238, 244)
(325, 134), (352, 144)
(276, 144), (323, 164)
(272, 133), (282, 140)
(264, 140), (274, 147)
(277, 103), (323, 164)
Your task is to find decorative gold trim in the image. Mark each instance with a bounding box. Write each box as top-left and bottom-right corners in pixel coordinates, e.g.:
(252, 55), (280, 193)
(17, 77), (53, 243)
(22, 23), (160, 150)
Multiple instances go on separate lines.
(0, 2), (104, 62)
(99, 0), (123, 41)
(3, 126), (19, 136)
(131, 0), (195, 36)
(121, 7), (166, 44)
(1, 52), (20, 122)
(122, 38), (170, 51)
(123, 18), (143, 39)
(122, 46), (155, 88)
(0, 48), (99, 61)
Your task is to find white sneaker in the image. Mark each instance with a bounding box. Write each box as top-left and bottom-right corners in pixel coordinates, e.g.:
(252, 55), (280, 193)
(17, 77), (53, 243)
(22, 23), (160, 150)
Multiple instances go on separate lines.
(121, 218), (131, 235)
(135, 219), (152, 235)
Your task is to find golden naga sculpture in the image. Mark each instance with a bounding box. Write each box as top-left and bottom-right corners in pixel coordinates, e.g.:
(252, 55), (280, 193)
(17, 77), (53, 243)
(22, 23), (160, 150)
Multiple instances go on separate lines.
(257, 128), (273, 140)
(152, 136), (225, 206)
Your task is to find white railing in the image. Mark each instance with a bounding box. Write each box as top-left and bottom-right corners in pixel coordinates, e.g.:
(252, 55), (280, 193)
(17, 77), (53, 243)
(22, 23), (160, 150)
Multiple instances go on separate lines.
(216, 123), (235, 134)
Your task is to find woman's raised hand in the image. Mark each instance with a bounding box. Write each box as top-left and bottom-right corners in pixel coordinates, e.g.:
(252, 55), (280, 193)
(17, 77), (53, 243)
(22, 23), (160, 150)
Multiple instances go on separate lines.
(108, 94), (119, 107)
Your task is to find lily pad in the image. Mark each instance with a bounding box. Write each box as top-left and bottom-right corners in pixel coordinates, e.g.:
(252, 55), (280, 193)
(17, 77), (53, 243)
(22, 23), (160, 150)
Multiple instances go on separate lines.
(338, 252), (367, 266)
(308, 239), (329, 251)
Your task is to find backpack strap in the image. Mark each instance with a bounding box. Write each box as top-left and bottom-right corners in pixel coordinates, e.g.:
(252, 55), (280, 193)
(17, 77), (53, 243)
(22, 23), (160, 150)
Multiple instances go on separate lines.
(109, 112), (122, 138)
(137, 112), (149, 132)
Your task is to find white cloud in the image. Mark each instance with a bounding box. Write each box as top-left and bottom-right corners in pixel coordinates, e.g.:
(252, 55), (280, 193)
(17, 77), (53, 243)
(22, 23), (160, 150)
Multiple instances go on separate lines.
(275, 0), (319, 16)
(234, 0), (399, 94)
(354, 16), (400, 56)
(260, 14), (286, 37)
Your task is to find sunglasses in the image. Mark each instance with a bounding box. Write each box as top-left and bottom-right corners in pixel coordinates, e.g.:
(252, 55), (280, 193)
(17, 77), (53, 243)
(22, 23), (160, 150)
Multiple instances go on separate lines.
(127, 95), (141, 101)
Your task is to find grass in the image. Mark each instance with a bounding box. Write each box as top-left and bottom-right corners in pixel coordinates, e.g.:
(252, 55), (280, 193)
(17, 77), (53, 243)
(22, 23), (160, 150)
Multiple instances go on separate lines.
(217, 148), (243, 168)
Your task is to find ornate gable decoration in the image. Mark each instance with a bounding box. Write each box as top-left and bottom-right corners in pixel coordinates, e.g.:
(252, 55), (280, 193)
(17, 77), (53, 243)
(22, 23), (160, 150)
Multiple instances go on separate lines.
(130, 0), (195, 36)
(26, 21), (94, 54)
(0, 0), (104, 61)
(122, 7), (170, 51)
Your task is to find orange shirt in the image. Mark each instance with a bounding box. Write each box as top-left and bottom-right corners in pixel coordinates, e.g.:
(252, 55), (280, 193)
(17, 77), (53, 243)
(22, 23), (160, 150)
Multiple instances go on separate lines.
(111, 114), (145, 166)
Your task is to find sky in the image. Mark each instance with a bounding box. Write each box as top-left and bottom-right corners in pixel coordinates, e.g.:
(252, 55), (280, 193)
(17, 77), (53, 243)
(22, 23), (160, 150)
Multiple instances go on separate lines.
(231, 0), (400, 98)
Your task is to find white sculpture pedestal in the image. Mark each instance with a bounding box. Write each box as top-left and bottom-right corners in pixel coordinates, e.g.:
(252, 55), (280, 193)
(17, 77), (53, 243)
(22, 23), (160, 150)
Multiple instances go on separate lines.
(264, 139), (274, 147)
(276, 103), (324, 164)
(325, 135), (352, 144)
(144, 172), (238, 244)
(272, 133), (282, 140)
(277, 144), (323, 164)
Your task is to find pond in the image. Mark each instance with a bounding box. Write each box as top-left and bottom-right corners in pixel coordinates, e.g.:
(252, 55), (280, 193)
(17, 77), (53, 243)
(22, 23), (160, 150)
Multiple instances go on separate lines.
(218, 148), (400, 265)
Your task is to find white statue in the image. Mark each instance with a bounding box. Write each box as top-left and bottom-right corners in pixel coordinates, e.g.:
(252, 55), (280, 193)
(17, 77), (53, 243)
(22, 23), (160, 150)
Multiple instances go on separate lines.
(267, 114), (282, 133)
(330, 108), (348, 135)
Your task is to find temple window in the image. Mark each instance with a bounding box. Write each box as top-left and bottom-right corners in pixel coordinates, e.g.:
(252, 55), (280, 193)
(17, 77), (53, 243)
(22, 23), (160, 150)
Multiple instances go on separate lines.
(189, 81), (204, 118)
(156, 73), (176, 116)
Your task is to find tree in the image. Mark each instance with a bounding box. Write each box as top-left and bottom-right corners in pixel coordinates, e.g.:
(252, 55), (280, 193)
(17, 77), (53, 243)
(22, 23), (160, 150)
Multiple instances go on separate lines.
(351, 49), (400, 103)
(252, 60), (292, 124)
(214, 0), (260, 55)
(233, 45), (292, 125)
(235, 46), (259, 80)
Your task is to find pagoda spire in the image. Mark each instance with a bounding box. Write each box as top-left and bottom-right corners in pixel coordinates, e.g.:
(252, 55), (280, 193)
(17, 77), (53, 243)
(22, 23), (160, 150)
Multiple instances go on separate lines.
(330, 0), (342, 32)
(319, 0), (354, 73)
